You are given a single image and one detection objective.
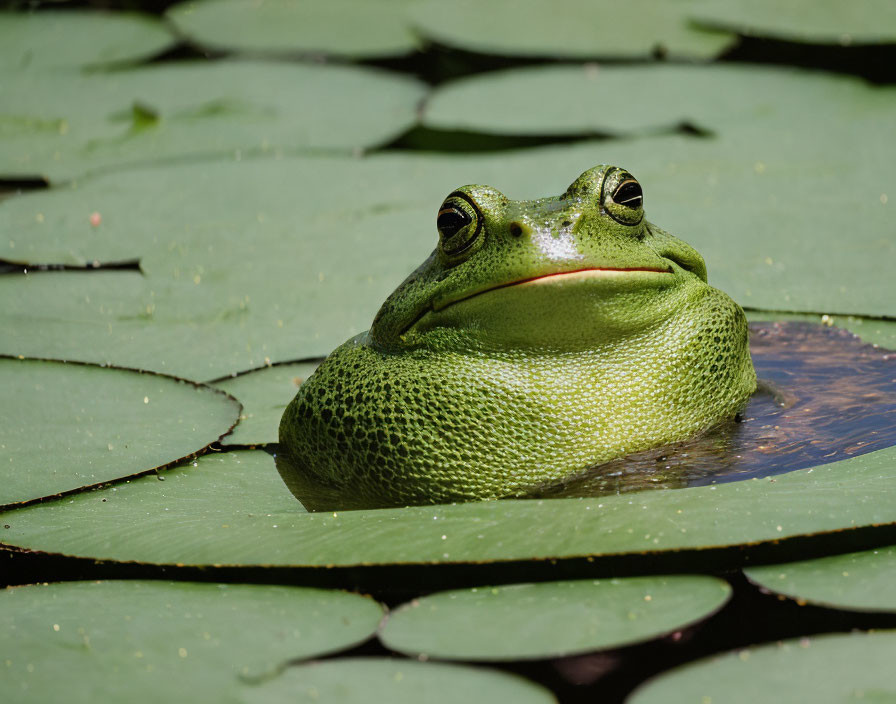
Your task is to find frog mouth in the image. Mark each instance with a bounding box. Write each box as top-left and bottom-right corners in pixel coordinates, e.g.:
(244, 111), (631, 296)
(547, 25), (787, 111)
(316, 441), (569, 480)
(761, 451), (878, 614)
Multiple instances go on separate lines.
(433, 266), (672, 312)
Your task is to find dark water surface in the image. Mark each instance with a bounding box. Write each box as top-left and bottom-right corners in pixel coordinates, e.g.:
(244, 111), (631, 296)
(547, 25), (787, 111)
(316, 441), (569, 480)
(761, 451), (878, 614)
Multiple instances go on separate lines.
(535, 321), (896, 498)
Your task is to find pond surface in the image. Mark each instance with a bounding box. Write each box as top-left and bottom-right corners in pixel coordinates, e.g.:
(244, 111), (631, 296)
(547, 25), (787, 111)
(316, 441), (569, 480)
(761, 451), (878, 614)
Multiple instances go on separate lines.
(536, 321), (896, 498)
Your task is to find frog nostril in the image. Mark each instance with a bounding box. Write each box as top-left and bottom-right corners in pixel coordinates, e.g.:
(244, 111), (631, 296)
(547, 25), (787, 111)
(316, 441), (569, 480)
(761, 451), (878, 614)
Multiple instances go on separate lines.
(509, 222), (523, 237)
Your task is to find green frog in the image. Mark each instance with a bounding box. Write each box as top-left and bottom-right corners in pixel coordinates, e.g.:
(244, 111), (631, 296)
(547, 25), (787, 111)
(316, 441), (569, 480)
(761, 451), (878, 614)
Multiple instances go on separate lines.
(277, 165), (757, 511)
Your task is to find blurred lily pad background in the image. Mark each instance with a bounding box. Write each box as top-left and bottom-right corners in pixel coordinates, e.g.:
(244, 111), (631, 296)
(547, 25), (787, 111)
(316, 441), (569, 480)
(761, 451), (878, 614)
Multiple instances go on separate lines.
(1, 1), (895, 702)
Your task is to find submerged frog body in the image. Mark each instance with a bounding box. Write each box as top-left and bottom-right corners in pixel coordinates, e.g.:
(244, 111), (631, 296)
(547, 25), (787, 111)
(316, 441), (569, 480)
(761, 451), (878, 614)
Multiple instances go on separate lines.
(278, 165), (757, 510)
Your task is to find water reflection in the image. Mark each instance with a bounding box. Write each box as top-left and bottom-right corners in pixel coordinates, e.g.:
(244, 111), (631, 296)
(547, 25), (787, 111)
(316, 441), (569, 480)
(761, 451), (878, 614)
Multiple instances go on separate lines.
(533, 321), (896, 498)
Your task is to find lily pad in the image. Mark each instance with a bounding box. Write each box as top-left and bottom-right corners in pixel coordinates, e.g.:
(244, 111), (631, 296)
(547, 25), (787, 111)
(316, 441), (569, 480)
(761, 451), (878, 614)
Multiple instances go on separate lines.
(0, 10), (176, 72)
(422, 64), (895, 137)
(745, 546), (896, 612)
(628, 631), (896, 704)
(0, 356), (240, 508)
(166, 0), (421, 59)
(3, 445), (896, 568)
(689, 0), (896, 45)
(213, 361), (322, 446)
(0, 60), (426, 182)
(241, 657), (556, 704)
(379, 577), (731, 660)
(411, 0), (735, 59)
(0, 580), (384, 704)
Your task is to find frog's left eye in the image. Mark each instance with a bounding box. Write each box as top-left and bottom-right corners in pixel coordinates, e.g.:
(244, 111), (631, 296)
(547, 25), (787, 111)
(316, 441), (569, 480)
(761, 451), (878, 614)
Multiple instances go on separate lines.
(437, 193), (482, 260)
(602, 168), (645, 226)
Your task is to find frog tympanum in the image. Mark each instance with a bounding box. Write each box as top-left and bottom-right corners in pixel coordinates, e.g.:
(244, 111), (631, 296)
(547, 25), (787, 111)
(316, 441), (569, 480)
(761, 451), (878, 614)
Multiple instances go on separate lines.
(278, 165), (757, 510)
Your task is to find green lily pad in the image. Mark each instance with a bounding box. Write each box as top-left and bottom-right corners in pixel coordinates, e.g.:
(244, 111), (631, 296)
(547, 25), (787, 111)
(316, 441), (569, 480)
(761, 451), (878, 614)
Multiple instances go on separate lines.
(166, 0), (421, 59)
(411, 0), (735, 59)
(422, 64), (895, 137)
(689, 0), (896, 45)
(745, 546), (896, 612)
(241, 657), (556, 704)
(0, 356), (240, 508)
(3, 445), (896, 568)
(379, 577), (730, 660)
(0, 580), (383, 704)
(1, 137), (892, 379)
(628, 630), (896, 704)
(213, 361), (322, 446)
(0, 60), (425, 182)
(0, 10), (176, 72)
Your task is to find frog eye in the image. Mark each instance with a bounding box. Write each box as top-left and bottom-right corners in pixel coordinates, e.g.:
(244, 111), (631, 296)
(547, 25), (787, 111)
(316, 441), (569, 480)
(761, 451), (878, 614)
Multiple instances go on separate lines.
(602, 168), (645, 226)
(437, 192), (482, 260)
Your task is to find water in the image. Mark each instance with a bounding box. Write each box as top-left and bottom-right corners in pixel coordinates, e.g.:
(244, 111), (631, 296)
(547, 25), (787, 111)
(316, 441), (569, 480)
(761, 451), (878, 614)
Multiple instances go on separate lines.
(534, 321), (896, 498)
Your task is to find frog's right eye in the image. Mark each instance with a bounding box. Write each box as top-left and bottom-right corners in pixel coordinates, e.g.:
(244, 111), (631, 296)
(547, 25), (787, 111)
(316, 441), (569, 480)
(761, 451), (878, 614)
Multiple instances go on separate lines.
(601, 167), (645, 227)
(437, 193), (482, 260)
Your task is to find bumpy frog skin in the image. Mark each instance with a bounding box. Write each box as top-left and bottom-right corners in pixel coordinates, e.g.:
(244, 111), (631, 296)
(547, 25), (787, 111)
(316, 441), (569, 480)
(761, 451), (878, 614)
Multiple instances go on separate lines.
(278, 165), (757, 511)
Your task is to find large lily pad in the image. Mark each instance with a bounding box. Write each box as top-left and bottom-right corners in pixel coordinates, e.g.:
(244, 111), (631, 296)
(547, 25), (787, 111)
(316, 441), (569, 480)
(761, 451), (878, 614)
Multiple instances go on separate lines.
(411, 0), (735, 59)
(379, 577), (731, 660)
(422, 64), (895, 137)
(1, 139), (892, 379)
(689, 0), (896, 45)
(0, 356), (240, 508)
(3, 445), (896, 568)
(213, 361), (322, 446)
(745, 546), (896, 612)
(0, 580), (384, 704)
(166, 0), (421, 59)
(0, 60), (426, 182)
(241, 658), (556, 704)
(627, 631), (896, 704)
(0, 10), (176, 72)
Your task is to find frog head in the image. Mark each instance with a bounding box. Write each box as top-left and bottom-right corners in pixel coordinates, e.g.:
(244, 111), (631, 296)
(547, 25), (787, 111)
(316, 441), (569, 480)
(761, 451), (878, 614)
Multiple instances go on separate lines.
(371, 165), (710, 351)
